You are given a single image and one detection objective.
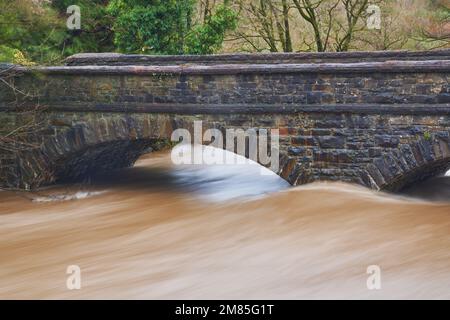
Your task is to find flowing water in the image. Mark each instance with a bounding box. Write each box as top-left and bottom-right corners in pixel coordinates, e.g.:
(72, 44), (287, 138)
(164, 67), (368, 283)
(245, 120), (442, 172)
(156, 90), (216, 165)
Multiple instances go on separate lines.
(0, 146), (449, 299)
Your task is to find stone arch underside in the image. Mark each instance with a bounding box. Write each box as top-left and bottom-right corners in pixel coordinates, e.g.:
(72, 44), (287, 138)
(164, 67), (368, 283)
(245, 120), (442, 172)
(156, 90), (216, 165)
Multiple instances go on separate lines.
(8, 112), (287, 190)
(363, 136), (450, 191)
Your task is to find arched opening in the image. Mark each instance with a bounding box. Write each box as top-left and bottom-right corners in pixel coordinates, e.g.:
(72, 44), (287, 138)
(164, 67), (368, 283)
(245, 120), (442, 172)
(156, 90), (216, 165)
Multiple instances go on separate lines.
(397, 162), (450, 202)
(88, 144), (289, 201)
(52, 138), (168, 184)
(369, 137), (450, 200)
(165, 144), (290, 201)
(49, 139), (290, 202)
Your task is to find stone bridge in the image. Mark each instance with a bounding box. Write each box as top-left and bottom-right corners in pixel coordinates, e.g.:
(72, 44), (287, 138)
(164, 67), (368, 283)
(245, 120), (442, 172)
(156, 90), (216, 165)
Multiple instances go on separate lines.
(0, 50), (449, 191)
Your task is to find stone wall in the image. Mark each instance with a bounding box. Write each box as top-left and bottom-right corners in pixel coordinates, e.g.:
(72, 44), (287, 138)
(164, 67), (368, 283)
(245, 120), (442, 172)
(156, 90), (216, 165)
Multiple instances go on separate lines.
(2, 61), (449, 108)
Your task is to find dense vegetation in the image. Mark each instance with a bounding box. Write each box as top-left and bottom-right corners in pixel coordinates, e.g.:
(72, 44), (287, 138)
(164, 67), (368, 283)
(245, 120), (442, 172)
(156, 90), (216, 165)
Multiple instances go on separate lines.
(0, 0), (448, 65)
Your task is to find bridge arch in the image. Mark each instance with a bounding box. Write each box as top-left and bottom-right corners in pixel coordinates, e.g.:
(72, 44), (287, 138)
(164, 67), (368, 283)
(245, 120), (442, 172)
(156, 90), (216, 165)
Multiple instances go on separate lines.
(4, 111), (450, 191)
(11, 112), (284, 189)
(363, 136), (450, 191)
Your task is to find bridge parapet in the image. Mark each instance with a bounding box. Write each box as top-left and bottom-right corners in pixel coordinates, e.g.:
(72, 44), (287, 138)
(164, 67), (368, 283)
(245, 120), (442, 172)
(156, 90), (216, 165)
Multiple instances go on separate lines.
(65, 49), (450, 66)
(2, 59), (450, 112)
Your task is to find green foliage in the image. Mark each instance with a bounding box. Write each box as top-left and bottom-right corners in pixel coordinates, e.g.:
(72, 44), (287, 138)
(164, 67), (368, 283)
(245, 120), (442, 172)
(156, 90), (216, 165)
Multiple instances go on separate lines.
(0, 46), (35, 65)
(0, 0), (63, 64)
(0, 46), (16, 63)
(185, 5), (238, 54)
(108, 0), (193, 54)
(0, 0), (238, 62)
(51, 0), (115, 56)
(0, 0), (114, 65)
(108, 0), (237, 55)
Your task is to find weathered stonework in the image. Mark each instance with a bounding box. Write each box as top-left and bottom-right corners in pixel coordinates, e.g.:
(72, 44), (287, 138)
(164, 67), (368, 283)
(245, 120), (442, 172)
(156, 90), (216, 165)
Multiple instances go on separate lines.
(65, 49), (450, 66)
(1, 50), (449, 191)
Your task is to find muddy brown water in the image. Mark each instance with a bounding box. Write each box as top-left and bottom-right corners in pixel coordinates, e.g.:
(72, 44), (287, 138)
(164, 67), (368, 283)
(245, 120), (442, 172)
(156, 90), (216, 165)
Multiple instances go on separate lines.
(0, 148), (449, 299)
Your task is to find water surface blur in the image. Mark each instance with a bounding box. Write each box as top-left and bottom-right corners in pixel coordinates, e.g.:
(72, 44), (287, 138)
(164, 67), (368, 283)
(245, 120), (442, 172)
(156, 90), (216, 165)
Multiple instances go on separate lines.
(0, 147), (449, 299)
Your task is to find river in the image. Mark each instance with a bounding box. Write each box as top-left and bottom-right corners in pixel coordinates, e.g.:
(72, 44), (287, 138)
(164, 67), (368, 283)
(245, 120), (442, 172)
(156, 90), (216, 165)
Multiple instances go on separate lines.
(0, 146), (449, 299)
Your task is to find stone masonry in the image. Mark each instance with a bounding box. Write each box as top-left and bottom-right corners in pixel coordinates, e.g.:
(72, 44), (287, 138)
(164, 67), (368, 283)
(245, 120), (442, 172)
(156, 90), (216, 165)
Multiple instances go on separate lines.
(0, 50), (449, 190)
